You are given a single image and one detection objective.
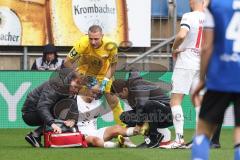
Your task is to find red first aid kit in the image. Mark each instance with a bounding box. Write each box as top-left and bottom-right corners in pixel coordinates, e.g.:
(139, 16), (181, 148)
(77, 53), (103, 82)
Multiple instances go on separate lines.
(43, 120), (88, 148)
(44, 131), (88, 148)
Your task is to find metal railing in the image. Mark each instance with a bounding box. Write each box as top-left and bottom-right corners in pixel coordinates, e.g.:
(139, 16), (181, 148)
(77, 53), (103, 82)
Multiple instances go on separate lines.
(122, 36), (175, 70)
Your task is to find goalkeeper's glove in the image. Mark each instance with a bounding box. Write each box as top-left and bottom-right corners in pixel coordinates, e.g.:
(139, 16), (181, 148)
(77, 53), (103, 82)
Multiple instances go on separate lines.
(99, 77), (110, 93)
(86, 76), (98, 88)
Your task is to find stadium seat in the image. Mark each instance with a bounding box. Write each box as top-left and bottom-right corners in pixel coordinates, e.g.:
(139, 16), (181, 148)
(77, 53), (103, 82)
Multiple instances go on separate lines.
(176, 0), (190, 17)
(151, 0), (168, 19)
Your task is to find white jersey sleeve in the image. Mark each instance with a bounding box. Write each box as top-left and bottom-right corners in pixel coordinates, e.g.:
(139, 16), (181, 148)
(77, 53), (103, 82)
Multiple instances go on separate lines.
(204, 8), (215, 28)
(180, 13), (191, 31)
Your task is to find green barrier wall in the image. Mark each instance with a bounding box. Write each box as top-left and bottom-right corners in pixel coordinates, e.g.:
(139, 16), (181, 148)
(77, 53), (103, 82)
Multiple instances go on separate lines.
(0, 71), (196, 128)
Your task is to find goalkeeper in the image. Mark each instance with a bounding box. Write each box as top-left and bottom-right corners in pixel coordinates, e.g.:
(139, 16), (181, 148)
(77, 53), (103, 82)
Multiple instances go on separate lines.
(64, 25), (125, 127)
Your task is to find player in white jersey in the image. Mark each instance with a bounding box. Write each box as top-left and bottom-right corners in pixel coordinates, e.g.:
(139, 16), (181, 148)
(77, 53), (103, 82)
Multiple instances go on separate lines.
(77, 95), (138, 148)
(162, 0), (205, 149)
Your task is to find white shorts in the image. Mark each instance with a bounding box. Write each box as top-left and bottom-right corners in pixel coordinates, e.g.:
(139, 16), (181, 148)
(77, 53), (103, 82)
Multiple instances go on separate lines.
(171, 68), (199, 95)
(80, 127), (107, 141)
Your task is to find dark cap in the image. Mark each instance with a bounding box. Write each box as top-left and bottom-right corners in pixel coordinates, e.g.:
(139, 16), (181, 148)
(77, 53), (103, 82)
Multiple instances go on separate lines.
(43, 44), (57, 54)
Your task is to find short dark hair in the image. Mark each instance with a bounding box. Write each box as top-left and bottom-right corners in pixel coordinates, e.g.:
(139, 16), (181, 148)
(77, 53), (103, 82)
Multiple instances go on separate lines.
(88, 25), (102, 33)
(111, 79), (128, 93)
(49, 68), (87, 95)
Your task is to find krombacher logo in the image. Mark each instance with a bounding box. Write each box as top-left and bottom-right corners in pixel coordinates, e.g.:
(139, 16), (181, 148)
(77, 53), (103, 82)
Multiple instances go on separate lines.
(0, 32), (20, 42)
(0, 7), (21, 45)
(74, 4), (116, 15)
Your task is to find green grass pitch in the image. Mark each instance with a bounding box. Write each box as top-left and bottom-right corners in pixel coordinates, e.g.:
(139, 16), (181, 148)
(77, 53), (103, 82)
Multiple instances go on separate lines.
(0, 129), (234, 160)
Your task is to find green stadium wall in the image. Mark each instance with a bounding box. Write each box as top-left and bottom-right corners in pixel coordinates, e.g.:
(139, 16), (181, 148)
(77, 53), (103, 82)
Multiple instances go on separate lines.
(0, 71), (197, 129)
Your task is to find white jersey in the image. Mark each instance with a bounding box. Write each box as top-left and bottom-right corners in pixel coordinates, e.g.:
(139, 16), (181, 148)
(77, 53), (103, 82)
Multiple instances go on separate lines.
(204, 8), (214, 28)
(77, 96), (110, 134)
(175, 11), (205, 70)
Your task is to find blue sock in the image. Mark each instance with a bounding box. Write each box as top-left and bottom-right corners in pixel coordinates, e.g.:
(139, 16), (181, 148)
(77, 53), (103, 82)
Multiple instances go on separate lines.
(191, 134), (210, 160)
(234, 145), (240, 160)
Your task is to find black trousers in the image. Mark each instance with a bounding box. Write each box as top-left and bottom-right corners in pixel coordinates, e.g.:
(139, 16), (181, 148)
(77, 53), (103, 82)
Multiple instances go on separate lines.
(120, 100), (173, 134)
(22, 110), (44, 135)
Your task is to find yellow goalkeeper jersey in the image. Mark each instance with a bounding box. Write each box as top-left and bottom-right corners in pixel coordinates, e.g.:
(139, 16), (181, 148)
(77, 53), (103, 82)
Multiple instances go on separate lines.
(67, 35), (118, 77)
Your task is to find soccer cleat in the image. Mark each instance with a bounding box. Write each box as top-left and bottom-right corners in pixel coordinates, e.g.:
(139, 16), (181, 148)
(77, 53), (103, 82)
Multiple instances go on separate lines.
(25, 132), (42, 148)
(123, 137), (137, 148)
(117, 135), (136, 148)
(117, 135), (126, 148)
(159, 140), (171, 147)
(210, 143), (221, 149)
(139, 133), (164, 148)
(140, 122), (150, 136)
(159, 139), (185, 149)
(185, 140), (193, 149)
(137, 142), (149, 148)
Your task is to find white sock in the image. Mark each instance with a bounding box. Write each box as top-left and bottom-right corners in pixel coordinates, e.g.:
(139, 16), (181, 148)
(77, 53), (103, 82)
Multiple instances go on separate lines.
(124, 137), (130, 141)
(126, 127), (135, 136)
(171, 105), (184, 140)
(157, 128), (171, 142)
(103, 141), (119, 148)
(195, 106), (200, 125)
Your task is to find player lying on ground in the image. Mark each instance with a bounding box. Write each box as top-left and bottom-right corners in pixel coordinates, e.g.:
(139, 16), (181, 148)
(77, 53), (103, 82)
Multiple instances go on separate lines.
(75, 94), (141, 148)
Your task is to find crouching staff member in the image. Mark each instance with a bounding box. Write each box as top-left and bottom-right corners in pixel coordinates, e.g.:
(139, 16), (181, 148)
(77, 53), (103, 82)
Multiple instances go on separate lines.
(22, 69), (87, 147)
(111, 71), (173, 148)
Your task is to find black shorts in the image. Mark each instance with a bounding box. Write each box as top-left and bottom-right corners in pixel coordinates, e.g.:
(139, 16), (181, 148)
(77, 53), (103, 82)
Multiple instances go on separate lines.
(199, 90), (240, 126)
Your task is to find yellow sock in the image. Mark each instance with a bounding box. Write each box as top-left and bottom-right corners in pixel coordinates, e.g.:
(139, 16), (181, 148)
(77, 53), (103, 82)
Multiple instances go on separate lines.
(112, 101), (126, 127)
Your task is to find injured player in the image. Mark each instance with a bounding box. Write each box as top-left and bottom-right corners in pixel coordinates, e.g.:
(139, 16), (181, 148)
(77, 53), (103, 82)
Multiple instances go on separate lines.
(76, 95), (138, 148)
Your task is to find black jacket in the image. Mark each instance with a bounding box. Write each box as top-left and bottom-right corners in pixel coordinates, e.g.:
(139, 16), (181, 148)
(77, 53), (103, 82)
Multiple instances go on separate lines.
(127, 72), (170, 110)
(22, 81), (78, 126)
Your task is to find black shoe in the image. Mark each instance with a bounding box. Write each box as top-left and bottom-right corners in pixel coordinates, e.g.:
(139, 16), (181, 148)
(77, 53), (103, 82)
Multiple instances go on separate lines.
(137, 142), (149, 148)
(185, 140), (193, 149)
(25, 132), (42, 147)
(143, 133), (164, 148)
(210, 143), (221, 149)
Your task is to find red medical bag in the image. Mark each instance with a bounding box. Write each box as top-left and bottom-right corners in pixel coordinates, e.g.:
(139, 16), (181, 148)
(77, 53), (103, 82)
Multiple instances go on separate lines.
(44, 131), (88, 148)
(44, 120), (88, 148)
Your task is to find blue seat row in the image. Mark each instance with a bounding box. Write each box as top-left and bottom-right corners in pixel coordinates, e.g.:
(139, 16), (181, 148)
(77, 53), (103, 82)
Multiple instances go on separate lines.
(151, 0), (190, 18)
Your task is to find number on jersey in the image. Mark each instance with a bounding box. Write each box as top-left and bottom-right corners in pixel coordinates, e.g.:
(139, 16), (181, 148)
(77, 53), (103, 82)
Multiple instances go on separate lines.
(195, 26), (203, 48)
(226, 12), (240, 52)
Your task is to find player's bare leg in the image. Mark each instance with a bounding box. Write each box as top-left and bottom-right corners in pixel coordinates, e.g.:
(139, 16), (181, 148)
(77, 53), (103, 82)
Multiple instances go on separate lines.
(103, 125), (138, 141)
(103, 125), (138, 148)
(85, 136), (119, 148)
